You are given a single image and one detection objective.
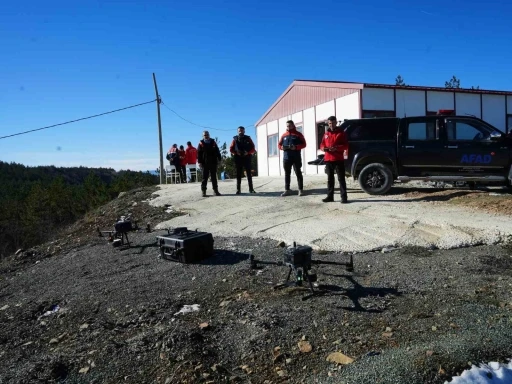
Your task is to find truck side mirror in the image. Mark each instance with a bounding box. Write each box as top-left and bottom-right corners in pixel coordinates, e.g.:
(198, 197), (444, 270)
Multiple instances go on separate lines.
(489, 131), (503, 141)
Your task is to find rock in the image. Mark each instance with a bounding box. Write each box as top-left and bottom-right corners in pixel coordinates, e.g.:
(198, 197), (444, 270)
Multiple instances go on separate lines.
(385, 327), (392, 332)
(0, 305), (9, 311)
(382, 332), (393, 338)
(80, 323), (89, 330)
(118, 192), (127, 198)
(219, 301), (230, 307)
(277, 241), (286, 248)
(165, 378), (172, 384)
(49, 338), (59, 344)
(132, 202), (138, 207)
(199, 322), (210, 329)
(286, 358), (292, 364)
(326, 352), (354, 365)
(79, 366), (90, 374)
(426, 350), (434, 357)
(276, 369), (287, 377)
(432, 326), (438, 331)
(15, 249), (24, 256)
(298, 340), (312, 353)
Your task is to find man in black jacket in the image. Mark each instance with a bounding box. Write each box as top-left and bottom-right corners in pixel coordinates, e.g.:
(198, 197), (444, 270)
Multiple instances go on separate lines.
(197, 130), (222, 197)
(230, 126), (256, 194)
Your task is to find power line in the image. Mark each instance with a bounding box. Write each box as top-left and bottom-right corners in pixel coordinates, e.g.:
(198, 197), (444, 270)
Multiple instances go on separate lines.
(0, 99), (157, 140)
(161, 102), (254, 132)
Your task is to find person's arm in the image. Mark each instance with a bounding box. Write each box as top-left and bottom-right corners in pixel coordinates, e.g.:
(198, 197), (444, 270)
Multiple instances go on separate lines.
(278, 133), (285, 150)
(247, 137), (256, 155)
(320, 134), (328, 152)
(229, 139), (237, 155)
(197, 142), (204, 167)
(295, 132), (307, 151)
(216, 144), (222, 161)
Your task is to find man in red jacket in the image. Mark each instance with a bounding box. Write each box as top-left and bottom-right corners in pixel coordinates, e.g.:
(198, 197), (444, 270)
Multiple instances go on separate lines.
(320, 116), (348, 203)
(185, 141), (198, 182)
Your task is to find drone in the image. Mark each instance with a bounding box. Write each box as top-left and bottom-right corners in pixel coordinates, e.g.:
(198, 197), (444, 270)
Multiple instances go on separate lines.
(249, 242), (354, 298)
(97, 215), (151, 248)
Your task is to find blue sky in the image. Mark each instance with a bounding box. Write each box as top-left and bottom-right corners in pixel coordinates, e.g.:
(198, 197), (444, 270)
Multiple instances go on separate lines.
(1, 0), (511, 171)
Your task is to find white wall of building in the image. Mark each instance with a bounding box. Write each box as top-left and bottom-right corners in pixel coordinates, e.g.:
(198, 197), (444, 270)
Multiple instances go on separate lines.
(427, 91), (454, 112)
(482, 94), (506, 131)
(396, 90), (425, 117)
(362, 88), (394, 111)
(256, 124), (268, 177)
(266, 120), (280, 176)
(335, 92), (360, 121)
(507, 96), (512, 113)
(455, 93), (481, 118)
(303, 107), (318, 175)
(315, 100), (335, 122)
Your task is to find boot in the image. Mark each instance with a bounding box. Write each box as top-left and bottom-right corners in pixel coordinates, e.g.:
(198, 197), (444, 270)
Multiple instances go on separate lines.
(214, 190), (222, 196)
(298, 189), (305, 196)
(236, 184), (241, 195)
(202, 189), (207, 197)
(281, 190), (292, 197)
(322, 195), (334, 203)
(249, 189), (256, 193)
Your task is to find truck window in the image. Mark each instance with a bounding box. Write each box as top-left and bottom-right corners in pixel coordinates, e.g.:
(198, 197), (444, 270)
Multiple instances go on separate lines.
(445, 118), (495, 141)
(347, 119), (397, 141)
(407, 121), (436, 140)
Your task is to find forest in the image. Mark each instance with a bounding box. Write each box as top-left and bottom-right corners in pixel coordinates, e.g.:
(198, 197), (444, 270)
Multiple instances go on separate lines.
(0, 161), (158, 258)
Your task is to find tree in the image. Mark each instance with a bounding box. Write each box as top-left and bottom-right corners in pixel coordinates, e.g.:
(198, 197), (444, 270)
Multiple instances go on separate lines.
(445, 76), (461, 89)
(395, 75), (406, 86)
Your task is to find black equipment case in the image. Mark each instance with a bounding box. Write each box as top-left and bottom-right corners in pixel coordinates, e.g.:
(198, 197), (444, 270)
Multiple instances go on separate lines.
(156, 227), (214, 263)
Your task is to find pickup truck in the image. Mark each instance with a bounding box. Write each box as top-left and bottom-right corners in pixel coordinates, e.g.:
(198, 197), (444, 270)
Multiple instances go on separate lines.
(308, 110), (512, 195)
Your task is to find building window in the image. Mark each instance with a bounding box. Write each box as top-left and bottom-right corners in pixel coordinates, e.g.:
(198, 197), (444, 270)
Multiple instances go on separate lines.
(316, 122), (328, 149)
(362, 110), (395, 118)
(507, 114), (512, 133)
(295, 124), (303, 134)
(267, 134), (278, 157)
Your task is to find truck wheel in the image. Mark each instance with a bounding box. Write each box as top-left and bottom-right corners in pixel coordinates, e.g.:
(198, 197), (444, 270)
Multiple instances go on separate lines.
(358, 163), (393, 195)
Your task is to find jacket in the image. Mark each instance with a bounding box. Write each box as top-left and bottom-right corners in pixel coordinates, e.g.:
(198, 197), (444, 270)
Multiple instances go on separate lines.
(197, 139), (222, 166)
(230, 135), (256, 158)
(319, 127), (347, 162)
(167, 147), (180, 166)
(278, 129), (306, 161)
(185, 146), (198, 164)
(178, 149), (186, 166)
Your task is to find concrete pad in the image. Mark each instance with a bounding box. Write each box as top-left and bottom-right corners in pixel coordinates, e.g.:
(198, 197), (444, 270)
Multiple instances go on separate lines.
(150, 175), (512, 252)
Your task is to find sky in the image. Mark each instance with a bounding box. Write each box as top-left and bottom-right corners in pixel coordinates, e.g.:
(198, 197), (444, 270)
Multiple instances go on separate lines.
(1, 0), (512, 172)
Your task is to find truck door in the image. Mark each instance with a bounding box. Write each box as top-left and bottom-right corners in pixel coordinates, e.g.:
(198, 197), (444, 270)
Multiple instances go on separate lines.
(440, 117), (510, 177)
(398, 116), (445, 176)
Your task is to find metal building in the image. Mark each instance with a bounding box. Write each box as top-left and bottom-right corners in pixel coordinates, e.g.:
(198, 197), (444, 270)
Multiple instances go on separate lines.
(255, 79), (512, 177)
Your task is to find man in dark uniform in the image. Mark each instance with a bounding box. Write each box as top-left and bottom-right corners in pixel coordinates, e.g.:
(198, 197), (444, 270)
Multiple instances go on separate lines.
(230, 126), (256, 194)
(278, 120), (307, 196)
(320, 116), (348, 203)
(197, 130), (222, 197)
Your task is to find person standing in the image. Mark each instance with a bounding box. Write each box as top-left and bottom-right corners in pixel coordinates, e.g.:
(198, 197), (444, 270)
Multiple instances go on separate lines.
(185, 141), (198, 182)
(230, 126), (256, 194)
(178, 145), (187, 182)
(320, 116), (348, 204)
(197, 130), (222, 197)
(278, 120), (307, 196)
(166, 144), (182, 182)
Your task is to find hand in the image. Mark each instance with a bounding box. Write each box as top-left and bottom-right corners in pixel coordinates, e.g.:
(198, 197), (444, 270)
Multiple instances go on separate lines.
(198, 164), (203, 170)
(243, 151), (248, 156)
(323, 147), (330, 152)
(236, 150), (242, 156)
(290, 144), (296, 150)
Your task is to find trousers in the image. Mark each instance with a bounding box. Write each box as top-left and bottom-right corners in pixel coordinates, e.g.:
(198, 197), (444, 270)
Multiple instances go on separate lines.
(325, 161), (347, 199)
(283, 158), (303, 190)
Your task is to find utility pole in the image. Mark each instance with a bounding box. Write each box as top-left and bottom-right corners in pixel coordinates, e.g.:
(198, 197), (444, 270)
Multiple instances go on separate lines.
(153, 73), (165, 184)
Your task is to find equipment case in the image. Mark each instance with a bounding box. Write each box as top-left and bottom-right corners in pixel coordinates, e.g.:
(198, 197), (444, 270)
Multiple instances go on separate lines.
(156, 227), (214, 263)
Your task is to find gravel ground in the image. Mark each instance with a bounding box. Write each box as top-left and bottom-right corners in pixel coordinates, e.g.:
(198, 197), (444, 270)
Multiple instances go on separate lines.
(1, 223), (512, 383)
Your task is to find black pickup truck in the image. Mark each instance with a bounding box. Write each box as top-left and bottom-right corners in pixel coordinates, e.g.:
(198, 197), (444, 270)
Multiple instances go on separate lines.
(309, 110), (512, 195)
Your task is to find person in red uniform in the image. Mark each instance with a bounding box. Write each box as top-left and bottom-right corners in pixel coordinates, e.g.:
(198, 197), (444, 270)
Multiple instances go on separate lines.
(278, 120), (307, 196)
(320, 116), (348, 203)
(185, 141), (198, 182)
(230, 126), (256, 194)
